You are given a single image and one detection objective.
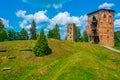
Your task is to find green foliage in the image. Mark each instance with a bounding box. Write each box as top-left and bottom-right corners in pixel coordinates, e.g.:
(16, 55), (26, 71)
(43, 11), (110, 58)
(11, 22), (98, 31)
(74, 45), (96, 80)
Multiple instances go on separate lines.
(82, 30), (88, 42)
(0, 20), (4, 29)
(54, 24), (60, 40)
(15, 32), (21, 40)
(0, 20), (7, 41)
(0, 40), (120, 80)
(114, 46), (120, 50)
(48, 24), (60, 40)
(0, 28), (7, 41)
(7, 29), (16, 40)
(30, 20), (37, 40)
(74, 24), (82, 42)
(48, 29), (54, 38)
(20, 28), (28, 40)
(114, 31), (120, 46)
(33, 29), (51, 57)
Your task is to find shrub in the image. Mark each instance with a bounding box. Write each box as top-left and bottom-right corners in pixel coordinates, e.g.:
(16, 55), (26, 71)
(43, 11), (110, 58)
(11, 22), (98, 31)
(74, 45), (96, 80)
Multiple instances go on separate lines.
(33, 29), (51, 57)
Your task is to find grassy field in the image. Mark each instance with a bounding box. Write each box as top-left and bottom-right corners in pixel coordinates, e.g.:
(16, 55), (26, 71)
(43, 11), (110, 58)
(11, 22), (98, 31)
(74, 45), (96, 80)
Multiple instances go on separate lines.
(114, 46), (120, 50)
(0, 40), (120, 80)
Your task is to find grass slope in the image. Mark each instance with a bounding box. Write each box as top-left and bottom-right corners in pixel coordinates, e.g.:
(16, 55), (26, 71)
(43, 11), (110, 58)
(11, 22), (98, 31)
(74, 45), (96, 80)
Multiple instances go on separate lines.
(0, 40), (120, 80)
(114, 46), (120, 50)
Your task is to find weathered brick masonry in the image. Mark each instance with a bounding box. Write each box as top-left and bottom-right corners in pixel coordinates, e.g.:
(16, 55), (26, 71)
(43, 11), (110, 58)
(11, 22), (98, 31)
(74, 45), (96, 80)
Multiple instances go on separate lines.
(86, 9), (114, 46)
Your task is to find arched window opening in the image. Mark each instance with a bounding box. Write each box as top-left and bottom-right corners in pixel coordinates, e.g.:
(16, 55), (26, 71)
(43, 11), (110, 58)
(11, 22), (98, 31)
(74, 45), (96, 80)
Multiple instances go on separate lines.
(104, 14), (106, 18)
(109, 15), (112, 24)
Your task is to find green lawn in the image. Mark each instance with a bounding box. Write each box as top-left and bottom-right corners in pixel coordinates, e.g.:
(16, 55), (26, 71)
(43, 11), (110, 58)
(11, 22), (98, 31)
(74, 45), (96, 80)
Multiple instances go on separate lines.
(114, 46), (120, 50)
(0, 40), (120, 80)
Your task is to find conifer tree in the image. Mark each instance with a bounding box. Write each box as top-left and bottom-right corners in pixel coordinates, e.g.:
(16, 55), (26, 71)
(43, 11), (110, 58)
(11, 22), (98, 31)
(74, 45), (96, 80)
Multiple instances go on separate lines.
(74, 24), (81, 42)
(33, 29), (51, 57)
(0, 19), (4, 29)
(30, 20), (36, 40)
(82, 30), (88, 42)
(20, 28), (28, 40)
(54, 24), (60, 40)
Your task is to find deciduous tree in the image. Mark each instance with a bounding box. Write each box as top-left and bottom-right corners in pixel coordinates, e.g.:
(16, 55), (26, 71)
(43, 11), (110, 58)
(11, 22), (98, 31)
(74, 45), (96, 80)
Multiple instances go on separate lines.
(48, 24), (60, 40)
(7, 29), (16, 40)
(0, 28), (7, 41)
(114, 31), (120, 46)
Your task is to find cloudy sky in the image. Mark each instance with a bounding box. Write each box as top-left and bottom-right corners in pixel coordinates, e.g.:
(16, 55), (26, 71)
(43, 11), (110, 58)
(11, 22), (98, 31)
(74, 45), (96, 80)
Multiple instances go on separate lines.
(0, 0), (120, 39)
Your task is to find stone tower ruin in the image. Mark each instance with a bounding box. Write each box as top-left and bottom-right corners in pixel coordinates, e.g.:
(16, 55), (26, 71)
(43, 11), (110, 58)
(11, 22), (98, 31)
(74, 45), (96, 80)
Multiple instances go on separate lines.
(86, 9), (114, 46)
(67, 23), (76, 42)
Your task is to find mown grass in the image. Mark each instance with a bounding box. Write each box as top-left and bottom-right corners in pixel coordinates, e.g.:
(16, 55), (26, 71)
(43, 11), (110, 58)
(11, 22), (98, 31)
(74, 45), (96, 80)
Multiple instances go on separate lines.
(0, 40), (120, 80)
(114, 46), (120, 50)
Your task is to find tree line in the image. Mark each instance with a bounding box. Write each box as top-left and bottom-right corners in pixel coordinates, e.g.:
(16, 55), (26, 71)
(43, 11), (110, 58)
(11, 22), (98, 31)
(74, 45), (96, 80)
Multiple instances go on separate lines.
(0, 20), (89, 42)
(1, 19), (120, 46)
(114, 31), (120, 46)
(0, 20), (120, 57)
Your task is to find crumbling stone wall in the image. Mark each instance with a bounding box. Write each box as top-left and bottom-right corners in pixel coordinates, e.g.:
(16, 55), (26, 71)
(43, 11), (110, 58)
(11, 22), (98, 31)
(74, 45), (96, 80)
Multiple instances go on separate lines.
(86, 9), (114, 46)
(67, 23), (76, 42)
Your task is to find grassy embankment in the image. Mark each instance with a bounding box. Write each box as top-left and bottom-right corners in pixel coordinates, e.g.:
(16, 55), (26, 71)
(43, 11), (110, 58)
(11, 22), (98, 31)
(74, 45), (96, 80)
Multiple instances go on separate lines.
(0, 40), (120, 80)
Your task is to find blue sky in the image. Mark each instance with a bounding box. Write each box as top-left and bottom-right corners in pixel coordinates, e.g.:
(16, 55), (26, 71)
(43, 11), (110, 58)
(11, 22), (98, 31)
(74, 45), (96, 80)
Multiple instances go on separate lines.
(0, 0), (120, 39)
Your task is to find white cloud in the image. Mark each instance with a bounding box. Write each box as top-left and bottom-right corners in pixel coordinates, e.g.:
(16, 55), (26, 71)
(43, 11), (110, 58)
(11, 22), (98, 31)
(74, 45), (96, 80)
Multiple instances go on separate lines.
(53, 4), (62, 9)
(17, 10), (88, 39)
(114, 19), (120, 28)
(0, 18), (13, 28)
(16, 10), (26, 17)
(115, 13), (120, 18)
(47, 11), (87, 39)
(34, 10), (49, 23)
(49, 12), (87, 29)
(19, 20), (28, 29)
(16, 10), (49, 29)
(114, 12), (120, 28)
(98, 2), (115, 9)
(50, 12), (71, 26)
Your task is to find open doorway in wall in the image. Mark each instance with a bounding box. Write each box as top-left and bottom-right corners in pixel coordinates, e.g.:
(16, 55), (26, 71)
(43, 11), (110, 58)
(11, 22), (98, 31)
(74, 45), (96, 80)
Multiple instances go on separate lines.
(91, 16), (99, 44)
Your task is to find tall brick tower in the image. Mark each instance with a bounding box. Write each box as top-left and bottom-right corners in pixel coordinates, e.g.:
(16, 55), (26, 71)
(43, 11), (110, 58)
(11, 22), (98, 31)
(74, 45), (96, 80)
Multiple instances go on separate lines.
(86, 9), (115, 46)
(67, 23), (76, 42)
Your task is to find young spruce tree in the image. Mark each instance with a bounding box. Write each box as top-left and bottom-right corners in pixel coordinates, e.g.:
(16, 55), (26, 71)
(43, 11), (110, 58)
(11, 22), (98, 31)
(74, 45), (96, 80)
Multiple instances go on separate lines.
(33, 29), (51, 57)
(30, 20), (37, 40)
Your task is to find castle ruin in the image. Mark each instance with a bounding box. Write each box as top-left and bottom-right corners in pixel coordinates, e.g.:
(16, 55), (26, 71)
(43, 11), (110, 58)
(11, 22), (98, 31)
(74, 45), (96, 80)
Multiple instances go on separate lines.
(67, 23), (76, 42)
(86, 9), (114, 46)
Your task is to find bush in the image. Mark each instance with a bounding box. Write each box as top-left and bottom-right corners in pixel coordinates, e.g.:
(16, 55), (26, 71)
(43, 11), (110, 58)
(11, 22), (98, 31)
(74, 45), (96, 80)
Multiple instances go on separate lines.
(0, 29), (7, 41)
(114, 31), (120, 46)
(33, 29), (51, 57)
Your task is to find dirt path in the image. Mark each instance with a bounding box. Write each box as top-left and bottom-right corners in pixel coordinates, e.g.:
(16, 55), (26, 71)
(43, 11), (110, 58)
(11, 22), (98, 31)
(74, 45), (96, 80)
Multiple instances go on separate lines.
(104, 46), (120, 53)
